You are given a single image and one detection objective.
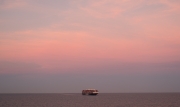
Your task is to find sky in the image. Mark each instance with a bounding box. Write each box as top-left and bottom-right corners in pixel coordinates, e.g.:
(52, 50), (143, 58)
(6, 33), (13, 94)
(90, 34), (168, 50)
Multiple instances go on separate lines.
(0, 0), (180, 93)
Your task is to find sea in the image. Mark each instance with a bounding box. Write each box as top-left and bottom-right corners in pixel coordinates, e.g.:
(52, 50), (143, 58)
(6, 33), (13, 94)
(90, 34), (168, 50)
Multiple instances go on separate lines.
(0, 93), (180, 107)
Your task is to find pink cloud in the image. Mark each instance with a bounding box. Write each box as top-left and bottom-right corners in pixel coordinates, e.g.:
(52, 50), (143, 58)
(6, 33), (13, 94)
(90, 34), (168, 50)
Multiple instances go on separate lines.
(0, 0), (27, 10)
(77, 0), (131, 18)
(76, 0), (180, 19)
(1, 0), (180, 74)
(159, 0), (180, 13)
(1, 28), (179, 74)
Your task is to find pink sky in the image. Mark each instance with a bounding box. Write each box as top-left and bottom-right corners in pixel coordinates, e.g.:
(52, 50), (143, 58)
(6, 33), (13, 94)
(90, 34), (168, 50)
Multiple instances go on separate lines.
(0, 0), (180, 93)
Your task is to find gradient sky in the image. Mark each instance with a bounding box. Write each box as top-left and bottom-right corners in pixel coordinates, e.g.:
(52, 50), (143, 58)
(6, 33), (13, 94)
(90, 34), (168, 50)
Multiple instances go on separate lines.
(0, 0), (180, 93)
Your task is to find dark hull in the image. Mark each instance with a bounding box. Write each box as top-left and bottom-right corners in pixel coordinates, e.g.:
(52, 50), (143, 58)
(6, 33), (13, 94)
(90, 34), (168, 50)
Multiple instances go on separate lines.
(82, 93), (98, 95)
(88, 93), (98, 95)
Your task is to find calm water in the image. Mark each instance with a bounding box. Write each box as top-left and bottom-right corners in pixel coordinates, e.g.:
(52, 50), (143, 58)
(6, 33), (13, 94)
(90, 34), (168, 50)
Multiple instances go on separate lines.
(0, 93), (180, 107)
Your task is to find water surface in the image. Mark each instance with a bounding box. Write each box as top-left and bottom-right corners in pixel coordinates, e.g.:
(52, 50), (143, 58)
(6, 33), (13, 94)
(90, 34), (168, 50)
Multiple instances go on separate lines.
(0, 93), (180, 107)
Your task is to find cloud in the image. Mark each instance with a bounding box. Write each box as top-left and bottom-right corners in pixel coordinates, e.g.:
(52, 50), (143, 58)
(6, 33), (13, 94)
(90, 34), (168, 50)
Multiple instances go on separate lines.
(159, 0), (180, 13)
(1, 28), (180, 74)
(0, 0), (27, 10)
(75, 0), (132, 18)
(74, 0), (167, 19)
(0, 0), (180, 74)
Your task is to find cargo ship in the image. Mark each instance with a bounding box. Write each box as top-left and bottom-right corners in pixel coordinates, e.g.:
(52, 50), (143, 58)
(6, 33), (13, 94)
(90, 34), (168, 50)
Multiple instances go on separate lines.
(82, 89), (99, 95)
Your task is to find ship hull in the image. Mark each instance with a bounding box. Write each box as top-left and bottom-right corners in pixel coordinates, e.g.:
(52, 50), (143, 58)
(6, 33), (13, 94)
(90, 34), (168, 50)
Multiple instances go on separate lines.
(88, 93), (98, 95)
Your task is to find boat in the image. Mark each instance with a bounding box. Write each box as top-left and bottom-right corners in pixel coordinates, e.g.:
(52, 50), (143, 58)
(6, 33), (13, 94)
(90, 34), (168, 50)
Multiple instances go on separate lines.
(82, 89), (99, 95)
